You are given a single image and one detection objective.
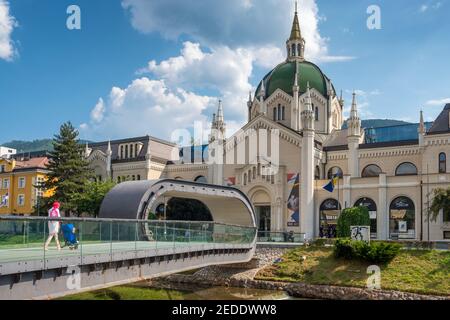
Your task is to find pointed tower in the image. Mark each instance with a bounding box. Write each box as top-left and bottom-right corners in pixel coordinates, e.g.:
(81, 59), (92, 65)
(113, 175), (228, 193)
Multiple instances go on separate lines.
(258, 80), (266, 115)
(209, 100), (226, 143)
(106, 140), (112, 179)
(418, 110), (425, 147)
(347, 92), (362, 177)
(286, 2), (306, 62)
(84, 142), (90, 158)
(292, 62), (300, 130)
(300, 83), (315, 239)
(247, 91), (253, 122)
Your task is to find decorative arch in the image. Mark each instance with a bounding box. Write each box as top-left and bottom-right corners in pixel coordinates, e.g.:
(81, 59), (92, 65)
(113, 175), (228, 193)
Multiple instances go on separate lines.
(439, 152), (447, 173)
(361, 164), (382, 177)
(354, 197), (377, 237)
(319, 198), (341, 238)
(100, 179), (257, 229)
(327, 166), (343, 179)
(395, 162), (418, 176)
(194, 175), (208, 183)
(389, 196), (416, 239)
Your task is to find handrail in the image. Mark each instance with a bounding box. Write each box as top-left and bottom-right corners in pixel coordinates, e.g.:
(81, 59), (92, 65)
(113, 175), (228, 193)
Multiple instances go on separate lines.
(0, 216), (256, 230)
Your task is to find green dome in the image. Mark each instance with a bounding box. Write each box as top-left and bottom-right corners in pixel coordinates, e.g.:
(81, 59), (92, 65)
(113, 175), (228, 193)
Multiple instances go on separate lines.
(256, 61), (333, 99)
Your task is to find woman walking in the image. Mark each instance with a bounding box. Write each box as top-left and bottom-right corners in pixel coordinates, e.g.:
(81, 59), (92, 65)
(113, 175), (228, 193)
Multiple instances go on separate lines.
(44, 201), (61, 251)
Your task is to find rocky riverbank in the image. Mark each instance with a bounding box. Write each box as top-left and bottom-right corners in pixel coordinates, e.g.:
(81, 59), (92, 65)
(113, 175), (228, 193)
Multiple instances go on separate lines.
(153, 246), (448, 300)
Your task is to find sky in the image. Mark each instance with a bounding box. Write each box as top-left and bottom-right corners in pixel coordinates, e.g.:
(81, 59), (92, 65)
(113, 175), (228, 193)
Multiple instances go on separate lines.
(1, 0), (450, 143)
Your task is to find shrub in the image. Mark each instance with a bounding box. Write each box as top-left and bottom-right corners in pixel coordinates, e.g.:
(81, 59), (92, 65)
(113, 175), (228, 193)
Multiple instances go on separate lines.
(336, 206), (371, 238)
(365, 242), (402, 263)
(334, 238), (356, 259)
(334, 239), (401, 264)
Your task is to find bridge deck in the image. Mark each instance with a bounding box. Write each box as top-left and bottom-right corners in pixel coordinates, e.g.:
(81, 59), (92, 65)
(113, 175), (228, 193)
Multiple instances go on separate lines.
(0, 241), (252, 276)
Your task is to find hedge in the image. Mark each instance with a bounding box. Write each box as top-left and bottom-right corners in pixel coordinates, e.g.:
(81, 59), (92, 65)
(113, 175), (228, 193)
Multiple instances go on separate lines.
(336, 206), (371, 238)
(334, 238), (402, 263)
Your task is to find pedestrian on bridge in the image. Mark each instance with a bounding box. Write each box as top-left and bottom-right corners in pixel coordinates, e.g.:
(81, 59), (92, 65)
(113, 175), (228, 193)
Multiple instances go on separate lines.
(44, 201), (61, 251)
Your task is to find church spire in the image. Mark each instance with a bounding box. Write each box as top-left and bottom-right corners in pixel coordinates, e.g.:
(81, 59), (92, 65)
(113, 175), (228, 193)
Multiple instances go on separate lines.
(289, 2), (302, 40)
(350, 91), (358, 119)
(286, 1), (305, 61)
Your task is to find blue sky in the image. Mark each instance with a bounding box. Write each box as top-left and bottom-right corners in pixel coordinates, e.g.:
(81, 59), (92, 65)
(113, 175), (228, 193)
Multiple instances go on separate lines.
(1, 0), (450, 143)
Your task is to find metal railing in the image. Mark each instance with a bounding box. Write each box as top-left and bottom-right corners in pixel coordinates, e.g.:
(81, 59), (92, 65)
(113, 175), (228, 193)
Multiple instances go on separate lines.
(0, 216), (257, 266)
(257, 231), (305, 243)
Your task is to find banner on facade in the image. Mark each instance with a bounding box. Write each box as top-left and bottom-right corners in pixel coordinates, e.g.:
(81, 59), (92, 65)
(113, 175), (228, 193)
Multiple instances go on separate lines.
(287, 173), (300, 227)
(225, 177), (236, 186)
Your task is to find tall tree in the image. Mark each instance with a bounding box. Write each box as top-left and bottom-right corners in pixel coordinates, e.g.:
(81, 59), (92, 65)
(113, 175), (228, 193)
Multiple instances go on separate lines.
(40, 122), (93, 216)
(429, 187), (450, 222)
(73, 180), (116, 217)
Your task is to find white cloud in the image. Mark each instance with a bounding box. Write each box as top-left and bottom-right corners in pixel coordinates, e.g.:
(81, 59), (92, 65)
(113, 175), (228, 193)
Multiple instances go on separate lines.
(139, 41), (253, 123)
(81, 77), (215, 141)
(90, 98), (105, 123)
(121, 0), (353, 63)
(0, 0), (17, 61)
(420, 4), (429, 12)
(425, 98), (450, 106)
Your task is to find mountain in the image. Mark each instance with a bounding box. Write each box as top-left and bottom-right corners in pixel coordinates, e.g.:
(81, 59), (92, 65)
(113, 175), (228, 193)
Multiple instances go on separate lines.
(342, 119), (412, 129)
(1, 139), (94, 153)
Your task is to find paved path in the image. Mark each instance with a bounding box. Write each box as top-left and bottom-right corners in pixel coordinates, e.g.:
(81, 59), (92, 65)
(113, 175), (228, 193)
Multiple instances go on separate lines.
(0, 241), (211, 264)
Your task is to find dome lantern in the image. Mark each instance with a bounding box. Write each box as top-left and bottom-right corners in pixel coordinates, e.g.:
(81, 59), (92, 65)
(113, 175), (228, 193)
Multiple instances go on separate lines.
(286, 2), (306, 62)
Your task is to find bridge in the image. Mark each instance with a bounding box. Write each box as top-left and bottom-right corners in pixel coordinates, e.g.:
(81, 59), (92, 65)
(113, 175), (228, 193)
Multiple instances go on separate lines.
(0, 180), (257, 300)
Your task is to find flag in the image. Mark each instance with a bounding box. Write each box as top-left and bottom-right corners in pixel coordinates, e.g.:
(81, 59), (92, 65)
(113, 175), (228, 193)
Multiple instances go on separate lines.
(0, 193), (9, 207)
(323, 176), (339, 193)
(287, 173), (297, 184)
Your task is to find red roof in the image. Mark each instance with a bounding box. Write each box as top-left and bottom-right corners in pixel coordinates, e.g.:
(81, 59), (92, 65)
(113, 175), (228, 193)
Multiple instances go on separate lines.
(14, 157), (49, 170)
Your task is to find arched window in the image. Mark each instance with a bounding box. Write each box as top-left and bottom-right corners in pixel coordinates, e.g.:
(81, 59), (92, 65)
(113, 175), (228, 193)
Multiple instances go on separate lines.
(194, 176), (207, 183)
(253, 167), (256, 179)
(137, 175), (141, 181)
(319, 199), (341, 238)
(361, 164), (382, 177)
(282, 106), (285, 120)
(315, 166), (320, 180)
(243, 173), (247, 186)
(291, 43), (296, 57)
(273, 107), (277, 121)
(130, 144), (134, 158)
(125, 145), (128, 159)
(315, 106), (319, 121)
(277, 104), (281, 121)
(439, 153), (446, 173)
(327, 166), (343, 179)
(117, 176), (121, 183)
(395, 162), (418, 176)
(389, 196), (415, 239)
(355, 198), (377, 237)
(120, 146), (124, 159)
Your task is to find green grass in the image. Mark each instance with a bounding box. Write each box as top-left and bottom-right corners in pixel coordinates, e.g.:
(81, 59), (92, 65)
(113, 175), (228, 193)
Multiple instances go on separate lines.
(256, 246), (450, 296)
(61, 285), (188, 300)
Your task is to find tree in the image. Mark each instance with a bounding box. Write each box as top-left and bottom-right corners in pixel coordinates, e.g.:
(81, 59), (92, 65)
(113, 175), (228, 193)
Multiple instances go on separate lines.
(336, 206), (371, 238)
(429, 187), (450, 222)
(73, 180), (116, 217)
(40, 122), (93, 216)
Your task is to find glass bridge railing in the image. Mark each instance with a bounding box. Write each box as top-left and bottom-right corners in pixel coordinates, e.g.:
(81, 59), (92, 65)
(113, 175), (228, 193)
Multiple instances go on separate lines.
(257, 231), (305, 243)
(0, 216), (257, 265)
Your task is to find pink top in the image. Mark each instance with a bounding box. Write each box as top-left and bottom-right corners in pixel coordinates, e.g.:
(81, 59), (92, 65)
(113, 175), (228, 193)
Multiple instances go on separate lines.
(48, 207), (60, 218)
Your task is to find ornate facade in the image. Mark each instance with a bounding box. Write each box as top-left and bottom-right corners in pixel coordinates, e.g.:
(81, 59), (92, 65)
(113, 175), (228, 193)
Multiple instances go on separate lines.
(87, 9), (450, 241)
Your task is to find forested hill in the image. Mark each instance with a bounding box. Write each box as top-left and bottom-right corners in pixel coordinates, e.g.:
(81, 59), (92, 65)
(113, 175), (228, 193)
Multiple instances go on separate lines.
(1, 139), (94, 153)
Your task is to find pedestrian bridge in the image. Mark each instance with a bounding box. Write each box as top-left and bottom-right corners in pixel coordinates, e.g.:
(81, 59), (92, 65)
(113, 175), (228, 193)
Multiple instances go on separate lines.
(0, 180), (257, 300)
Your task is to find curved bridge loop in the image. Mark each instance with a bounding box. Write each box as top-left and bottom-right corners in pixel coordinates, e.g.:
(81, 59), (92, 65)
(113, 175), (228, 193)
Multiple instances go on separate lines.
(99, 179), (257, 229)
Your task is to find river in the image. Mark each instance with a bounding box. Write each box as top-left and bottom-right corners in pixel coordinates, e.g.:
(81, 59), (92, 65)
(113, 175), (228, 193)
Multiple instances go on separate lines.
(62, 280), (296, 300)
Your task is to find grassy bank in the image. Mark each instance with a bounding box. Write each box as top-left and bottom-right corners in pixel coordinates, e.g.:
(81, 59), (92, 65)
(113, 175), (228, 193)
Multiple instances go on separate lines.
(256, 246), (450, 296)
